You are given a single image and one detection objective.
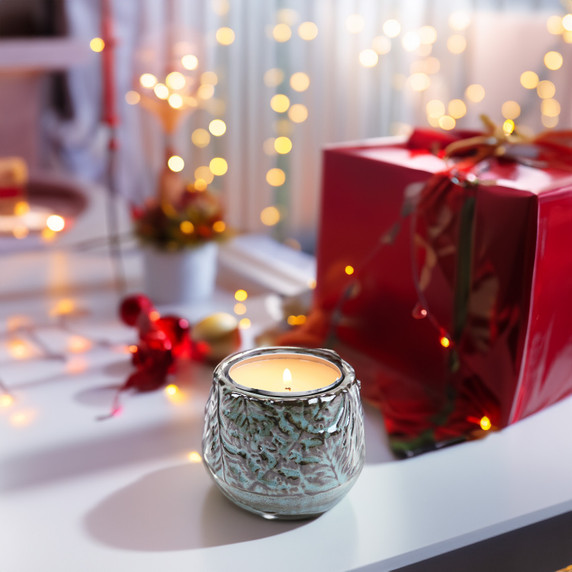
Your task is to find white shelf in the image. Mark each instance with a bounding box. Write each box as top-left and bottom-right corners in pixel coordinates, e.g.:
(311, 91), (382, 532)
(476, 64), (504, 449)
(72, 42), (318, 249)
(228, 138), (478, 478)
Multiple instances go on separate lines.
(0, 222), (570, 571)
(0, 38), (90, 73)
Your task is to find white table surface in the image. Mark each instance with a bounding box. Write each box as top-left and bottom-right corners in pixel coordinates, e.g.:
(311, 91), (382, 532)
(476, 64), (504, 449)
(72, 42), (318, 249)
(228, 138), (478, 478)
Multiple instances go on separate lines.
(1, 198), (572, 572)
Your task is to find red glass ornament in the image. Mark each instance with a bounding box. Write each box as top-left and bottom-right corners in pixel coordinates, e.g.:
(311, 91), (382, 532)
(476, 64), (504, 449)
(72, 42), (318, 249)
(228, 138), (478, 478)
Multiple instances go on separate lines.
(119, 294), (155, 327)
(153, 315), (192, 360)
(123, 366), (169, 392)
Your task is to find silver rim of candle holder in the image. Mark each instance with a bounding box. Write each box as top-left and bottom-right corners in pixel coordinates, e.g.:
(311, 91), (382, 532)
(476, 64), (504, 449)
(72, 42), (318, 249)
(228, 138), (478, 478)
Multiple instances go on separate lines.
(218, 346), (347, 398)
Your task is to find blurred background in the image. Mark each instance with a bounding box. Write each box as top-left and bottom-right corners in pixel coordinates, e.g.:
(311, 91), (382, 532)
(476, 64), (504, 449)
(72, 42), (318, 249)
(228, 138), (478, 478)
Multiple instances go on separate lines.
(0, 0), (569, 252)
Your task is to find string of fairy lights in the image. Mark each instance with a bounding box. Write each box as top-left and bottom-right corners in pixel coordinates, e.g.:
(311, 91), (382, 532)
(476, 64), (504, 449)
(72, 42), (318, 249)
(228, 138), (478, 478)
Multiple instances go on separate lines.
(2, 4), (569, 247)
(1, 3), (571, 430)
(102, 5), (570, 233)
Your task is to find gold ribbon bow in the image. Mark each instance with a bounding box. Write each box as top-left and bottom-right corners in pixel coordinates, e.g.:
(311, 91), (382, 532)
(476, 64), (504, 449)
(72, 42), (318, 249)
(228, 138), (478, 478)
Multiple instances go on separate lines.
(444, 114), (572, 169)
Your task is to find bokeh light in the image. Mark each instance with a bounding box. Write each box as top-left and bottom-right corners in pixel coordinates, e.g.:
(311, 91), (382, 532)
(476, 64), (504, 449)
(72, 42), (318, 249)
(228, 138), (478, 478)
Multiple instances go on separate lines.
(139, 73), (157, 89)
(181, 54), (199, 70)
(154, 83), (169, 100)
(520, 70), (539, 89)
(234, 303), (247, 315)
(197, 84), (215, 100)
(541, 98), (561, 117)
(201, 71), (219, 85)
(447, 34), (467, 54)
(465, 83), (485, 103)
(537, 80), (556, 99)
(168, 155), (185, 172)
(419, 25), (438, 44)
(383, 19), (401, 38)
(501, 100), (521, 120)
(372, 35), (391, 54)
(235, 289), (248, 301)
(562, 13), (572, 31)
(290, 72), (310, 92)
(359, 49), (379, 68)
(547, 15), (564, 35)
(209, 119), (227, 136)
(0, 394), (14, 408)
(260, 206), (281, 226)
(168, 93), (183, 109)
(448, 99), (467, 119)
(90, 37), (105, 52)
(166, 71), (186, 90)
(180, 221), (194, 234)
(270, 94), (290, 113)
(438, 115), (456, 130)
(402, 31), (421, 52)
(188, 451), (203, 463)
(216, 26), (235, 45)
(209, 157), (228, 176)
(192, 128), (211, 148)
(273, 23), (292, 42)
(274, 136), (293, 154)
(288, 103), (308, 123)
(264, 68), (285, 87)
(426, 99), (445, 118)
(194, 166), (214, 184)
(46, 215), (65, 232)
(298, 21), (318, 40)
(125, 90), (140, 105)
(408, 73), (430, 91)
(266, 168), (286, 186)
(544, 50), (563, 71)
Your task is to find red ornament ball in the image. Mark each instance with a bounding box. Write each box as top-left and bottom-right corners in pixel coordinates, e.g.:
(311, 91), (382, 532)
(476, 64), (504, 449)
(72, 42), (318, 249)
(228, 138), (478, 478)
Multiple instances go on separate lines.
(119, 294), (155, 327)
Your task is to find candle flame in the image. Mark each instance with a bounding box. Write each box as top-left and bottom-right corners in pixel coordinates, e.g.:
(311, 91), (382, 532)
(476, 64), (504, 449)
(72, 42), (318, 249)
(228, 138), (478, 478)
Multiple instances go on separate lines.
(283, 368), (292, 383)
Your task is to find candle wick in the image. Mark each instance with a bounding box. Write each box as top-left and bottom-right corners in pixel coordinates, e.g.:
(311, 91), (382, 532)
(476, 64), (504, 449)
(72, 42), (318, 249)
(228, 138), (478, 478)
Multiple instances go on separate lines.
(285, 386), (291, 391)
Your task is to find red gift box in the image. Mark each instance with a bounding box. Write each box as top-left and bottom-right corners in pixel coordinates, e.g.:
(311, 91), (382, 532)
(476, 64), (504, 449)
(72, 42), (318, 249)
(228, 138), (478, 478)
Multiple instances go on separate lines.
(280, 129), (572, 455)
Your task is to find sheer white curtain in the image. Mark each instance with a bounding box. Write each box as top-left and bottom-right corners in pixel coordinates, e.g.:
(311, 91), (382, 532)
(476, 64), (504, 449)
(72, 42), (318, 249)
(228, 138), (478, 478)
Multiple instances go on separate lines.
(54, 0), (568, 250)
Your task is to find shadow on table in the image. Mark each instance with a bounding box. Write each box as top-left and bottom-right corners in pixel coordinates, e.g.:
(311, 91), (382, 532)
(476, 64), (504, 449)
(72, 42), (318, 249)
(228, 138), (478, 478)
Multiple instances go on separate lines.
(0, 414), (203, 491)
(0, 399), (396, 494)
(84, 463), (309, 551)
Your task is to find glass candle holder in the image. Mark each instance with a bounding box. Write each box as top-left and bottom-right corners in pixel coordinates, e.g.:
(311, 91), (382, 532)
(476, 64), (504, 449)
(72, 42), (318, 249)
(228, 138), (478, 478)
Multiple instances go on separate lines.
(202, 346), (365, 520)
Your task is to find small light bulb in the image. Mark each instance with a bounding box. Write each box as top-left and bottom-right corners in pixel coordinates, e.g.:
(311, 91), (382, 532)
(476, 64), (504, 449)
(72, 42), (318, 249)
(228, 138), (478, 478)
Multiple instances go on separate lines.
(90, 37), (105, 53)
(439, 335), (451, 348)
(234, 289), (248, 302)
(0, 394), (14, 408)
(480, 416), (492, 431)
(46, 215), (65, 232)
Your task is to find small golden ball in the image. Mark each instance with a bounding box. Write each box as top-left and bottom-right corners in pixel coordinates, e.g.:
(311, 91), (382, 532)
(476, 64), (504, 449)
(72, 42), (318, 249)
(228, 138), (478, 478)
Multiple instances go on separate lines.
(193, 312), (241, 362)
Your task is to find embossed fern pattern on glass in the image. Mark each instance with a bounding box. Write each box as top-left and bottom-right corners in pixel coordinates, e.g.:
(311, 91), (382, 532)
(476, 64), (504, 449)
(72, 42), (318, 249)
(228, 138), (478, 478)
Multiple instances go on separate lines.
(206, 383), (364, 495)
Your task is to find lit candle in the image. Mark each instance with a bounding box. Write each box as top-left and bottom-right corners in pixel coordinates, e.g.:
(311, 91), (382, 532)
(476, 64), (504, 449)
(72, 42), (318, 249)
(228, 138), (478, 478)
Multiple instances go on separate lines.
(203, 346), (365, 519)
(229, 352), (341, 393)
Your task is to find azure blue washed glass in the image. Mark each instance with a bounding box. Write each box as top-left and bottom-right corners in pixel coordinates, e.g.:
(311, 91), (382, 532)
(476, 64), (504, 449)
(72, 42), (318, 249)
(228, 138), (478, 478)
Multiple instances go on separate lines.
(202, 347), (365, 520)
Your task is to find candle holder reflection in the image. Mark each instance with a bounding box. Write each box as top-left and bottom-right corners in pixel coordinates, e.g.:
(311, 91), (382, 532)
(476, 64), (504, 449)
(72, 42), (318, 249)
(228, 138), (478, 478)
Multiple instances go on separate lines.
(202, 346), (365, 520)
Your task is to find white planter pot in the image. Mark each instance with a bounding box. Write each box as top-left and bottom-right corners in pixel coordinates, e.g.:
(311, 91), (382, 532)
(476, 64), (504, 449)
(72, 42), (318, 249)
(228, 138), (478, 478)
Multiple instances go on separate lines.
(142, 242), (218, 305)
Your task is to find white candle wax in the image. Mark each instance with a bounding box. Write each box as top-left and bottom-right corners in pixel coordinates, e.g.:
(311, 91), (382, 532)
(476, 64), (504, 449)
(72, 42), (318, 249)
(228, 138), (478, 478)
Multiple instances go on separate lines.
(229, 353), (341, 393)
